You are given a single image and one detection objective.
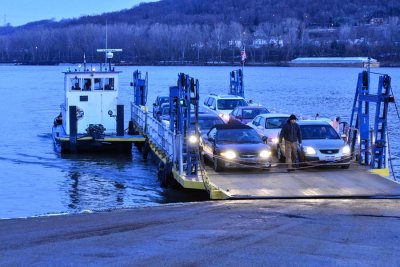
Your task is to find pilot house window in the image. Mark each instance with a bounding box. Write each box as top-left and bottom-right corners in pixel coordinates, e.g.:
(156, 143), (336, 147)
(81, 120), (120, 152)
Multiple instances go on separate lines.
(94, 78), (102, 90)
(71, 78), (81, 90)
(83, 78), (92, 90)
(104, 78), (114, 90)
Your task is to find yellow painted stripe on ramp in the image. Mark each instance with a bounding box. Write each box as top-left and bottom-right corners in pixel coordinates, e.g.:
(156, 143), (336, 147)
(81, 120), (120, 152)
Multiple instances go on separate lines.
(370, 168), (390, 178)
(172, 169), (206, 190)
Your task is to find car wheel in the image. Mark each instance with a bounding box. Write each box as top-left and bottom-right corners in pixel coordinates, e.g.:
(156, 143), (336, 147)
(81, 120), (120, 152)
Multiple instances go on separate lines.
(277, 145), (285, 163)
(213, 157), (223, 172)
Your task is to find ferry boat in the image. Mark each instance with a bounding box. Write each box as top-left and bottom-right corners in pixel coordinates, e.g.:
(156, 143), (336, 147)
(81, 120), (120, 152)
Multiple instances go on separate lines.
(52, 49), (144, 153)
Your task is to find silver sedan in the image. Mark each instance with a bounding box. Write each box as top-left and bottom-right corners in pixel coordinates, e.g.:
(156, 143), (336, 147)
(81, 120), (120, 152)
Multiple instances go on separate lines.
(277, 120), (351, 168)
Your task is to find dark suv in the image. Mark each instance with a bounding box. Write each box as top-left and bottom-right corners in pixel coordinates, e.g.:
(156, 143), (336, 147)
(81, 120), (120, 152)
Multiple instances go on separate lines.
(152, 96), (169, 119)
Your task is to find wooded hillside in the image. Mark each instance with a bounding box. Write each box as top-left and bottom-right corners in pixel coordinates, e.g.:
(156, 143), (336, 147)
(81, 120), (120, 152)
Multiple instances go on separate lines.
(1, 0), (399, 65)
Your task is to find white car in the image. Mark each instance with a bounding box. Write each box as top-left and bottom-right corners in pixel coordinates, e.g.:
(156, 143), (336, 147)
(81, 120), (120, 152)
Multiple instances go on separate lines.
(203, 94), (248, 122)
(247, 113), (290, 151)
(277, 120), (351, 168)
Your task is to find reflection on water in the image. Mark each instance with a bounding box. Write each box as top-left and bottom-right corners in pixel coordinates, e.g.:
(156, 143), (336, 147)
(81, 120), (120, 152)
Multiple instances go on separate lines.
(58, 150), (208, 214)
(59, 151), (159, 213)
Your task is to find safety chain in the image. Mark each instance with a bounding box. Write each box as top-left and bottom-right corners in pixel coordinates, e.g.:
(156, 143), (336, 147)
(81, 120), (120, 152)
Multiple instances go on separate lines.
(204, 151), (357, 171)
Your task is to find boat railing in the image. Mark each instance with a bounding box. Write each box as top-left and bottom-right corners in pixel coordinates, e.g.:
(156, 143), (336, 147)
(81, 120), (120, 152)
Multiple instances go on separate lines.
(130, 103), (147, 133)
(131, 102), (174, 159)
(146, 115), (174, 158)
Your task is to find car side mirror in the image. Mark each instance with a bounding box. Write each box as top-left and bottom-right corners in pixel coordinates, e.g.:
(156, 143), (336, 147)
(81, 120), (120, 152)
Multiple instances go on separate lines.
(341, 134), (347, 141)
(262, 136), (268, 143)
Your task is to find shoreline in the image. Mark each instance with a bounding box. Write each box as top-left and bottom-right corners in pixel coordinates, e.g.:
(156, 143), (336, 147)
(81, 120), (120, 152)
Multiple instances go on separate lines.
(3, 61), (400, 67)
(1, 199), (400, 265)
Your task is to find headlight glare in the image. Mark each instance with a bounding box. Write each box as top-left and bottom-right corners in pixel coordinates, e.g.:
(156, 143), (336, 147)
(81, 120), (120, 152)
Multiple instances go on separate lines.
(342, 145), (351, 155)
(271, 137), (279, 144)
(259, 150), (271, 158)
(304, 146), (316, 155)
(189, 135), (198, 144)
(220, 150), (237, 159)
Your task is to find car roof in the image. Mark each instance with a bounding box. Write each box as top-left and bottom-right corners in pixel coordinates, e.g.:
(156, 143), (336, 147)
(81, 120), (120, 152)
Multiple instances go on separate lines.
(207, 94), (246, 100)
(213, 124), (252, 130)
(235, 105), (268, 110)
(297, 120), (332, 126)
(256, 113), (291, 118)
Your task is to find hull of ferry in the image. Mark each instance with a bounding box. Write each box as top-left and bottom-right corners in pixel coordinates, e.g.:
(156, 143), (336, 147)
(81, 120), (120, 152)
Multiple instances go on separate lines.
(52, 125), (143, 153)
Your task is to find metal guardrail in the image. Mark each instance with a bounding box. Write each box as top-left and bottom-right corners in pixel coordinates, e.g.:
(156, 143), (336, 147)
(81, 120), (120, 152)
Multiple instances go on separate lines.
(131, 103), (174, 160)
(147, 115), (174, 158)
(130, 103), (147, 132)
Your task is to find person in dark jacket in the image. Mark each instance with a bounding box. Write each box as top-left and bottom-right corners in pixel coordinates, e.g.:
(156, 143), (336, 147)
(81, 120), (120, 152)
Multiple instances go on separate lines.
(279, 114), (302, 171)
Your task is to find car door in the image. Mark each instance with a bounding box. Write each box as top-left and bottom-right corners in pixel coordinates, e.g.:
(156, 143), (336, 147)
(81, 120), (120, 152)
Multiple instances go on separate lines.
(253, 116), (264, 135)
(202, 127), (217, 158)
(250, 116), (260, 131)
(258, 117), (266, 134)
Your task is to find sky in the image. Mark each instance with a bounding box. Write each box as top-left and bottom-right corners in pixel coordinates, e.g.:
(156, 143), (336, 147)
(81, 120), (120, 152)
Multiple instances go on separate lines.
(1, 0), (159, 26)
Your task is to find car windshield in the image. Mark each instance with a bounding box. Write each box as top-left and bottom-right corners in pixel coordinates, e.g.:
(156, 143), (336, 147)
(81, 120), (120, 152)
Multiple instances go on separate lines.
(198, 118), (224, 130)
(191, 117), (224, 133)
(217, 129), (262, 143)
(242, 108), (269, 119)
(217, 99), (247, 110)
(265, 117), (288, 129)
(301, 125), (340, 140)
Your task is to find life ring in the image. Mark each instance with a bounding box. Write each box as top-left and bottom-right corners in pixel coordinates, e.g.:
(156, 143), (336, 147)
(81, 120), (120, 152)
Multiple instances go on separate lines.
(76, 107), (84, 119)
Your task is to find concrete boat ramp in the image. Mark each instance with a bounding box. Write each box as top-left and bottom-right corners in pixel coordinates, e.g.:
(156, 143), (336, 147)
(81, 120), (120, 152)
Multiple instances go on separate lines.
(1, 165), (400, 265)
(1, 199), (400, 266)
(203, 163), (400, 199)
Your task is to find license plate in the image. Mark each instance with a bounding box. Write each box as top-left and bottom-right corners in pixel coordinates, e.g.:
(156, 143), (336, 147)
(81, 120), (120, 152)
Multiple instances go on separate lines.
(325, 156), (336, 162)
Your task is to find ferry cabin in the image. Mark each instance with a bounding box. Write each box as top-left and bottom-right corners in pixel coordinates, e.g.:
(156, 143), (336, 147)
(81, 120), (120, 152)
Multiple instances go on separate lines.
(62, 70), (120, 135)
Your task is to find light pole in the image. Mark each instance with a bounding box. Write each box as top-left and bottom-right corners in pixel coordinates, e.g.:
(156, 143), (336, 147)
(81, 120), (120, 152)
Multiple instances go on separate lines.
(35, 46), (38, 64)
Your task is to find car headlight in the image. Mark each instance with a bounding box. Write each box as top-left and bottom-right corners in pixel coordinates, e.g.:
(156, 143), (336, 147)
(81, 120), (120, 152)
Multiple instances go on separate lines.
(188, 135), (198, 144)
(268, 137), (279, 144)
(303, 146), (316, 155)
(220, 150), (237, 159)
(259, 150), (271, 158)
(342, 145), (351, 155)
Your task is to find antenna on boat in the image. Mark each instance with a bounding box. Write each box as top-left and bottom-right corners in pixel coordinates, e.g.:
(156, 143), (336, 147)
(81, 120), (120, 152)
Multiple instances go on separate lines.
(97, 21), (122, 71)
(83, 52), (87, 71)
(97, 49), (122, 71)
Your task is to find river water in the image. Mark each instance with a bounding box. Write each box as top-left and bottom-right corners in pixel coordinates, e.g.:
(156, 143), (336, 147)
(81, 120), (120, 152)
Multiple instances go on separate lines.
(1, 65), (399, 219)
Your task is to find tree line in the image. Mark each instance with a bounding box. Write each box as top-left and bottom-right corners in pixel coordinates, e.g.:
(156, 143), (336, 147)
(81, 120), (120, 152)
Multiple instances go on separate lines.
(0, 0), (400, 65)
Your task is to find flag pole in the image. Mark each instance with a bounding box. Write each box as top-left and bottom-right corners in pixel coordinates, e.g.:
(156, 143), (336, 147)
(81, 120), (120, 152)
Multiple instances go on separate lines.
(241, 45), (245, 97)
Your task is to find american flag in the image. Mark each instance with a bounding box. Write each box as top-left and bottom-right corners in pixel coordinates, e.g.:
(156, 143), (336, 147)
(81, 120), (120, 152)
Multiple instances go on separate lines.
(240, 47), (247, 62)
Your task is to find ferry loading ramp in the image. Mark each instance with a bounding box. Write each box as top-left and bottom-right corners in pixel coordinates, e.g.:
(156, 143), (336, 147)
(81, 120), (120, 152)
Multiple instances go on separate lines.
(129, 70), (400, 200)
(138, 109), (400, 200)
(199, 163), (400, 199)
